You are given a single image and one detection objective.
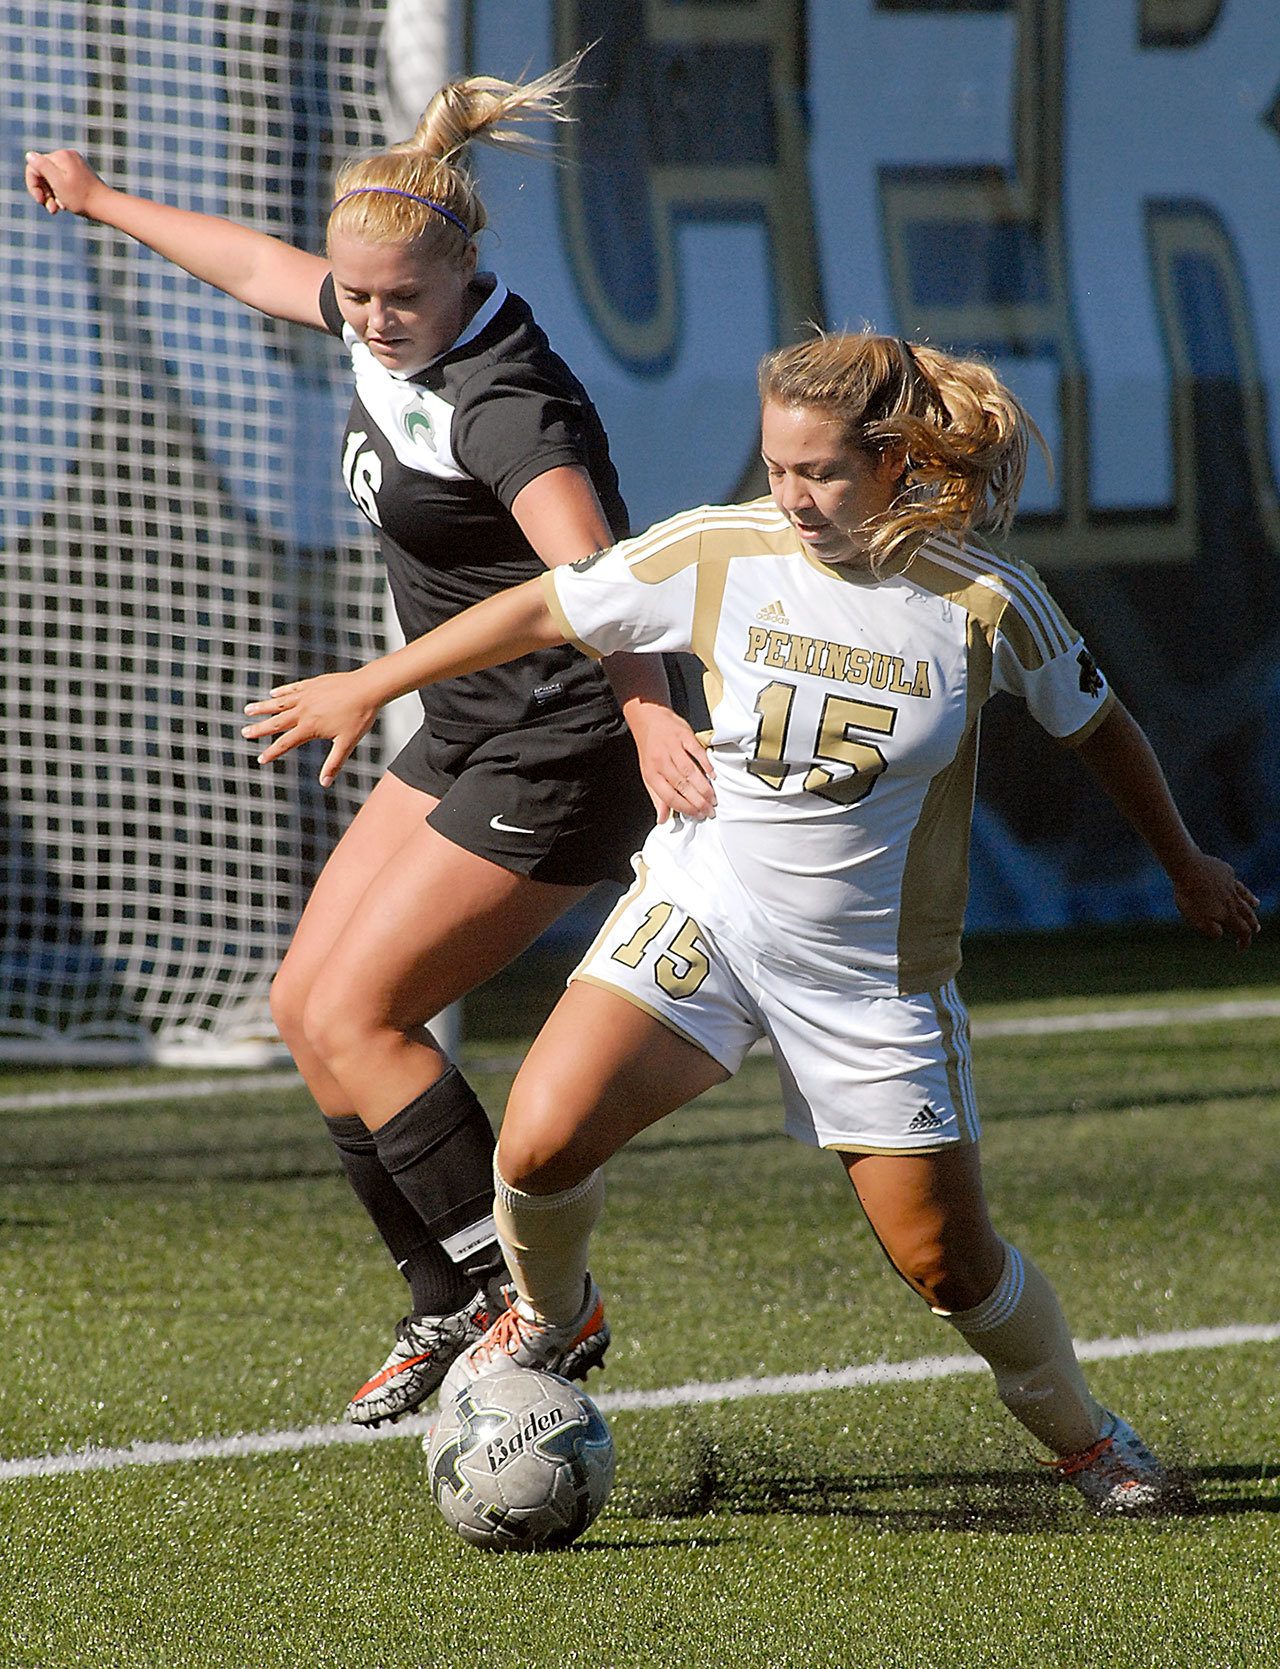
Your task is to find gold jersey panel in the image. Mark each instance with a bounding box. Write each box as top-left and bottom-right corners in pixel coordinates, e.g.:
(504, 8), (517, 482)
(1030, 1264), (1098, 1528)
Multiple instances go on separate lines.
(546, 503), (1113, 992)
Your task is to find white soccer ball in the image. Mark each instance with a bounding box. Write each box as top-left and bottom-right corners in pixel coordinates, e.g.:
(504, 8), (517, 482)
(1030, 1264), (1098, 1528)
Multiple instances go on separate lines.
(426, 1368), (615, 1552)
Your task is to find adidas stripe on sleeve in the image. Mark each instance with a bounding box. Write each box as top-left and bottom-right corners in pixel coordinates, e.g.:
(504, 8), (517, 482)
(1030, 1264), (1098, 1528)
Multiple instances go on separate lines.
(977, 552), (1114, 740)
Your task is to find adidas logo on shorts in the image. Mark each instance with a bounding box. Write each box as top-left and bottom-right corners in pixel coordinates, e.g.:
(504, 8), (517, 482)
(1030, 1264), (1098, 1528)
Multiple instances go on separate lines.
(906, 1102), (944, 1134)
(755, 598), (789, 625)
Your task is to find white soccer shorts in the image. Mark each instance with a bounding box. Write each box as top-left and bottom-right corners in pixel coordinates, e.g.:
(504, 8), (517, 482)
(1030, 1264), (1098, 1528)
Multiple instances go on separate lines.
(572, 863), (981, 1153)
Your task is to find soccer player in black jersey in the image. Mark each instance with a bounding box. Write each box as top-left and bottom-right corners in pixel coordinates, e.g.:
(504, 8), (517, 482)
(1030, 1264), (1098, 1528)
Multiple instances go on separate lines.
(25, 57), (714, 1425)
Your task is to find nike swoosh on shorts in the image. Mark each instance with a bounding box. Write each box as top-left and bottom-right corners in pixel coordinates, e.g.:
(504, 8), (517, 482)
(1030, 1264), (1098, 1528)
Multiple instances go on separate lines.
(489, 813), (536, 835)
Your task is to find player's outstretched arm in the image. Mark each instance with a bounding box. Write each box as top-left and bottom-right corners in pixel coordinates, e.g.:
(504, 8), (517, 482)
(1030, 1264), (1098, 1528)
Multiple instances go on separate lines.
(24, 148), (329, 328)
(243, 577), (566, 786)
(512, 466), (716, 822)
(1069, 700), (1260, 948)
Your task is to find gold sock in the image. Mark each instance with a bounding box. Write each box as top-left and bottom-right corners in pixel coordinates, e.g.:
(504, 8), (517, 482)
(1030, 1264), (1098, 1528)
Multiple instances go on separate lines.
(936, 1241), (1105, 1456)
(492, 1162), (604, 1325)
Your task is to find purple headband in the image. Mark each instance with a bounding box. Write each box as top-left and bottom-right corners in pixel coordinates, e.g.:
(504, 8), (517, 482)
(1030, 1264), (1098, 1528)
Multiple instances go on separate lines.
(330, 186), (469, 237)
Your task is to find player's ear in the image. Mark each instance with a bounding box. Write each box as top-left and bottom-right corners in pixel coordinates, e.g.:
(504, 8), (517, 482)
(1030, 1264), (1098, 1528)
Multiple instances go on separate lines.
(876, 441), (908, 485)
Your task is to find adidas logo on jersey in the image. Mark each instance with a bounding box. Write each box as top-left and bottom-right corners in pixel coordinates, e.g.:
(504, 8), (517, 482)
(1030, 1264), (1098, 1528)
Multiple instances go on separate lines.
(906, 1103), (944, 1134)
(756, 598), (789, 625)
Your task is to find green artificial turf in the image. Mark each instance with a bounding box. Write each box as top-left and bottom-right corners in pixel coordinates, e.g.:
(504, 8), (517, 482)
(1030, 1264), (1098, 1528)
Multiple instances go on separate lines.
(1, 926), (1277, 1668)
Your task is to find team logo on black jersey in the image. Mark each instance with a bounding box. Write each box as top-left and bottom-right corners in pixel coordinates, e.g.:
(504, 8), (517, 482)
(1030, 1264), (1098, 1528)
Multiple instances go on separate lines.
(404, 409), (436, 451)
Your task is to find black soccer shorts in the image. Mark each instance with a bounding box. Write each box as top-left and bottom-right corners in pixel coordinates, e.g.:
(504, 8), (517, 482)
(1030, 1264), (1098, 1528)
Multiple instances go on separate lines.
(389, 717), (655, 886)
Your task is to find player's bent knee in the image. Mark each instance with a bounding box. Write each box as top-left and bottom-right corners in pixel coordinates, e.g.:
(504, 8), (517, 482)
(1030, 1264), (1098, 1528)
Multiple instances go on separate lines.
(920, 1265), (1000, 1314)
(268, 966), (310, 1053)
(496, 1119), (594, 1197)
(892, 1252), (949, 1308)
(887, 1236), (997, 1313)
(298, 980), (383, 1069)
(912, 1251), (1006, 1313)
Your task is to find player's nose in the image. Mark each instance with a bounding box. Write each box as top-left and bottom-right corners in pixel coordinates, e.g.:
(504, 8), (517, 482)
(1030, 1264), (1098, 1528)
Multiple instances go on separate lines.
(777, 473), (811, 513)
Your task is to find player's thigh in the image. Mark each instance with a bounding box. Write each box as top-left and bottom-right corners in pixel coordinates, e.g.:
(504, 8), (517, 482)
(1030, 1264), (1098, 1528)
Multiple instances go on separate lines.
(494, 864), (756, 1190)
(273, 771), (438, 1006)
(500, 980), (732, 1192)
(312, 818), (590, 1029)
(757, 975), (999, 1304)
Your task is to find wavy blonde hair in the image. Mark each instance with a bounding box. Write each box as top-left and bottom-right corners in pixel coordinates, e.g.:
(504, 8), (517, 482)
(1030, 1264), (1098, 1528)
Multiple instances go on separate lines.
(758, 331), (1047, 572)
(327, 53), (584, 262)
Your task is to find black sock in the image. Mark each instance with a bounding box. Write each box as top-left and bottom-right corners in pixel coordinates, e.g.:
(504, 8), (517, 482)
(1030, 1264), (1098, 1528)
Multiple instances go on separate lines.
(372, 1067), (507, 1307)
(324, 1113), (475, 1315)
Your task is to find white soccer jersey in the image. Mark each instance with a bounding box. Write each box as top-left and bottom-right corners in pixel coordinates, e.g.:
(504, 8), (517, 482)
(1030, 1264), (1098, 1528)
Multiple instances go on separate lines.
(543, 500), (1114, 993)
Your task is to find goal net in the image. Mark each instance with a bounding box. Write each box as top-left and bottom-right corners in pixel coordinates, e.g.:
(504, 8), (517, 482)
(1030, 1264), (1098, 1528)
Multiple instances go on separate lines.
(0, 0), (449, 1063)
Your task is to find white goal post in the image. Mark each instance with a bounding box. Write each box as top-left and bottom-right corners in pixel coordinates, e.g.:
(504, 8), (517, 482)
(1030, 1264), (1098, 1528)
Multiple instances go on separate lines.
(0, 0), (459, 1064)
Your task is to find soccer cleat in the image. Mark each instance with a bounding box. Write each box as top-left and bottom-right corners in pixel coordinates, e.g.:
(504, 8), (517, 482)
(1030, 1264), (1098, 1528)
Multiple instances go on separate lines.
(344, 1289), (499, 1427)
(438, 1277), (610, 1405)
(1049, 1411), (1183, 1516)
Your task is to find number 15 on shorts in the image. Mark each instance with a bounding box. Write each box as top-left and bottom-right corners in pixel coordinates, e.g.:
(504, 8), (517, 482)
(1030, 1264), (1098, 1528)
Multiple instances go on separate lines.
(610, 901), (711, 999)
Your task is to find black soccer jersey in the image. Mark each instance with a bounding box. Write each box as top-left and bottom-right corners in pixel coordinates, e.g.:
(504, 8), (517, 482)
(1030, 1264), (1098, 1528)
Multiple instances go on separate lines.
(319, 271), (629, 739)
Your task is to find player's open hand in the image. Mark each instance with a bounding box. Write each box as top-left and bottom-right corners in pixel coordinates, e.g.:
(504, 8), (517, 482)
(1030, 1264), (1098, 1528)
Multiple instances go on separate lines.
(1171, 851), (1261, 950)
(627, 702), (716, 823)
(24, 148), (107, 217)
(243, 670), (383, 788)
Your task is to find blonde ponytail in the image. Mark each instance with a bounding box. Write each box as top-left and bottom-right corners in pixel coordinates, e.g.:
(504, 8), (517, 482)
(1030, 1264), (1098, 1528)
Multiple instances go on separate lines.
(328, 52), (586, 257)
(402, 56), (582, 166)
(759, 332), (1047, 573)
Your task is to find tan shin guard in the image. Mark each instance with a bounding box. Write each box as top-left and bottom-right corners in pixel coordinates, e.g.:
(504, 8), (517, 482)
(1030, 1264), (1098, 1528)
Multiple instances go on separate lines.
(936, 1242), (1105, 1456)
(492, 1162), (604, 1325)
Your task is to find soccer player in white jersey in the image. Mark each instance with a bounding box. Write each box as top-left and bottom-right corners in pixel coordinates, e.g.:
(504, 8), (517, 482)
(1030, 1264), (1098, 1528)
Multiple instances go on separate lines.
(245, 332), (1259, 1513)
(25, 57), (712, 1428)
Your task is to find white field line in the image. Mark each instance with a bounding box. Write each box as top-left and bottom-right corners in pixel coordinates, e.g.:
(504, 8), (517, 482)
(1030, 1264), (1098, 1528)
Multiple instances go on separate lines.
(2, 997), (1278, 1115)
(974, 997), (1280, 1038)
(3, 1321), (1277, 1483)
(0, 1071), (300, 1113)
